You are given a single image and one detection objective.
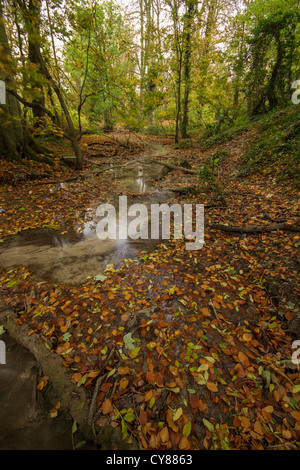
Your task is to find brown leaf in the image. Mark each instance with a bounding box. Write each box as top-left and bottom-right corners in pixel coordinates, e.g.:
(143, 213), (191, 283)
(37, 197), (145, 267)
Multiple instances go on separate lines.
(169, 430), (180, 446)
(254, 420), (264, 436)
(100, 382), (113, 393)
(160, 426), (169, 443)
(189, 394), (199, 409)
(146, 371), (156, 383)
(166, 408), (179, 432)
(240, 416), (251, 428)
(139, 409), (148, 426)
(238, 351), (250, 367)
(178, 436), (190, 450)
(102, 398), (113, 415)
(118, 366), (130, 375)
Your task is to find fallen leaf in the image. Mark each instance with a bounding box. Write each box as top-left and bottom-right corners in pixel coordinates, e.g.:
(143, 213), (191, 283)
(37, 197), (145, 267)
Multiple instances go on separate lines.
(206, 382), (218, 392)
(102, 398), (113, 415)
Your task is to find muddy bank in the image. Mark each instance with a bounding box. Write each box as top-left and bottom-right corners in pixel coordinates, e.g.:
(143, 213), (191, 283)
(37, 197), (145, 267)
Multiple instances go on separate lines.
(0, 307), (138, 450)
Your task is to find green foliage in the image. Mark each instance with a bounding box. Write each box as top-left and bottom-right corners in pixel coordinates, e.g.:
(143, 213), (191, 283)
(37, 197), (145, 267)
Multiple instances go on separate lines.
(239, 106), (300, 183)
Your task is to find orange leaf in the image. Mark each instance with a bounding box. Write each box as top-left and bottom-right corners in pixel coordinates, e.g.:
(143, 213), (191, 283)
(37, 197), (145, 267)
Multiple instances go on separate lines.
(155, 372), (164, 387)
(144, 389), (154, 401)
(290, 410), (300, 421)
(102, 398), (113, 415)
(146, 371), (155, 383)
(37, 376), (49, 391)
(263, 405), (274, 415)
(240, 416), (251, 428)
(201, 307), (211, 317)
(206, 382), (218, 392)
(72, 372), (82, 383)
(178, 436), (190, 450)
(242, 333), (252, 342)
(50, 401), (61, 418)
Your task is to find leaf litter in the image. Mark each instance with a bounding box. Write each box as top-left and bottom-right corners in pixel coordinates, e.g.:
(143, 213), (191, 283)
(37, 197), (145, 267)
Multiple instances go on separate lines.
(0, 132), (299, 450)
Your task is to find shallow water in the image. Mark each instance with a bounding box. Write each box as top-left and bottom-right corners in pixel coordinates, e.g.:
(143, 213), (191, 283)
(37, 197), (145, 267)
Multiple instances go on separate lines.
(0, 333), (95, 450)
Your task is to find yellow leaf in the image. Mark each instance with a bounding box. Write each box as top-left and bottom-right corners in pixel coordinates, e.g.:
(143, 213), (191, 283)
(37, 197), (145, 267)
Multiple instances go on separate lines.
(173, 407), (183, 421)
(37, 376), (49, 391)
(120, 377), (129, 389)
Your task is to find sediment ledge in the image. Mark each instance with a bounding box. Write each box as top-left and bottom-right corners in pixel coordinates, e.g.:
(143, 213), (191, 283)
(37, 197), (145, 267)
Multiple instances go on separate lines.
(0, 306), (138, 450)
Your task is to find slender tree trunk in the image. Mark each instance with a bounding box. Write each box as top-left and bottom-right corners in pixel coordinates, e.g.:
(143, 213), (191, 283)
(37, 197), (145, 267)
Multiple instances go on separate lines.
(0, 1), (25, 160)
(27, 0), (46, 128)
(0, 1), (51, 162)
(17, 0), (83, 169)
(181, 0), (196, 139)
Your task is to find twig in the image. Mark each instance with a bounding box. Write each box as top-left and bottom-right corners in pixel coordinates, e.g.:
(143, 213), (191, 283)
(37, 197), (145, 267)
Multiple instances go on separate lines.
(131, 392), (149, 444)
(209, 299), (220, 320)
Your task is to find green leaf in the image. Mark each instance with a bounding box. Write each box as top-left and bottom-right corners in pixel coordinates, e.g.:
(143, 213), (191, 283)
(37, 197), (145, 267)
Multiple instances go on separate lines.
(75, 441), (86, 449)
(149, 396), (155, 409)
(121, 419), (128, 439)
(185, 421), (192, 437)
(129, 346), (141, 358)
(107, 368), (116, 378)
(72, 421), (77, 434)
(124, 412), (135, 423)
(292, 384), (300, 394)
(7, 280), (20, 287)
(94, 274), (107, 282)
(203, 418), (214, 432)
(77, 373), (87, 387)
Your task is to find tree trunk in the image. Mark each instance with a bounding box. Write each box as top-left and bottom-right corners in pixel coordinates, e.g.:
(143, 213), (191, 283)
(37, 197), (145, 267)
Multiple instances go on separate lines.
(181, 0), (195, 139)
(0, 1), (52, 162)
(27, 0), (46, 128)
(0, 1), (27, 160)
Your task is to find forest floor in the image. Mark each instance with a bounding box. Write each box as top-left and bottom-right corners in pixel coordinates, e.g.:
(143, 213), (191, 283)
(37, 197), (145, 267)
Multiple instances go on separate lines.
(0, 127), (299, 450)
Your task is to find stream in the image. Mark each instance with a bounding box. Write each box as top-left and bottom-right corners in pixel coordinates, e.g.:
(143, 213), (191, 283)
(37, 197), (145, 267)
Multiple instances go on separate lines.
(0, 142), (174, 449)
(0, 143), (173, 285)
